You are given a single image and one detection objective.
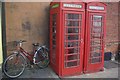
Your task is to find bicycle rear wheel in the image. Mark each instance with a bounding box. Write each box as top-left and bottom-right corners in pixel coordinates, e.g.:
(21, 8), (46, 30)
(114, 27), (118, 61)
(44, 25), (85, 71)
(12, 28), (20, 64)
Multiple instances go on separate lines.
(3, 52), (26, 78)
(35, 48), (49, 68)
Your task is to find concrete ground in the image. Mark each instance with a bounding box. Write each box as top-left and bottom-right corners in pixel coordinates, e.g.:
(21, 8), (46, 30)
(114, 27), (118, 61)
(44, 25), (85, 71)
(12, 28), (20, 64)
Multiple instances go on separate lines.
(1, 61), (119, 79)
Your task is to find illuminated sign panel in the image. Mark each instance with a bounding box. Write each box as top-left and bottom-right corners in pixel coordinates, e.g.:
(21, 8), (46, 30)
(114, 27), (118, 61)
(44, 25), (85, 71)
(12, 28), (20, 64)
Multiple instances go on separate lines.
(89, 6), (104, 10)
(52, 4), (59, 8)
(63, 4), (82, 8)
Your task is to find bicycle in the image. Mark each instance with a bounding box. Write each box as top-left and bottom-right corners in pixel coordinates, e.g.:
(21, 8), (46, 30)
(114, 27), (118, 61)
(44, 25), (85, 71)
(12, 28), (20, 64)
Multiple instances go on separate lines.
(3, 40), (49, 78)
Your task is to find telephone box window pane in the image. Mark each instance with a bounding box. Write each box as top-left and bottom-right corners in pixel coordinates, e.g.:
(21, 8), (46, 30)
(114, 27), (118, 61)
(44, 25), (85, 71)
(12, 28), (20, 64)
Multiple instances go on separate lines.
(66, 35), (79, 40)
(52, 40), (56, 45)
(66, 14), (80, 19)
(65, 48), (79, 54)
(66, 21), (79, 26)
(73, 21), (79, 26)
(90, 52), (101, 58)
(90, 58), (101, 63)
(52, 27), (56, 33)
(65, 42), (80, 47)
(91, 46), (102, 50)
(92, 28), (102, 33)
(91, 42), (101, 47)
(52, 22), (56, 26)
(91, 40), (101, 46)
(91, 34), (102, 38)
(93, 15), (102, 21)
(67, 28), (79, 33)
(52, 34), (55, 39)
(66, 61), (77, 67)
(67, 55), (78, 60)
(93, 22), (102, 27)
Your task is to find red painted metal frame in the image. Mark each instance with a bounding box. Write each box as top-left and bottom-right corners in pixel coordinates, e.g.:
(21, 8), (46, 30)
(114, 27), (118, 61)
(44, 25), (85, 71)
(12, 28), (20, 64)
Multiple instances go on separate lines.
(84, 2), (107, 73)
(20, 47), (34, 62)
(50, 2), (85, 77)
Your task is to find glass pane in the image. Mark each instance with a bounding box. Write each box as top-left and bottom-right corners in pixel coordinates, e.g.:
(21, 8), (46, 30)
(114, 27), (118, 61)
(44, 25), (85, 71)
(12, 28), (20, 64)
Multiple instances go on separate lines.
(67, 55), (78, 60)
(66, 61), (77, 67)
(91, 40), (101, 46)
(65, 35), (79, 40)
(66, 14), (80, 19)
(93, 15), (102, 21)
(67, 28), (79, 33)
(65, 42), (79, 47)
(52, 33), (56, 39)
(52, 27), (56, 33)
(66, 21), (79, 26)
(52, 40), (56, 45)
(91, 34), (102, 38)
(73, 21), (79, 26)
(65, 48), (79, 54)
(52, 22), (56, 26)
(93, 22), (102, 27)
(91, 46), (102, 52)
(92, 28), (102, 33)
(91, 52), (101, 57)
(91, 58), (101, 63)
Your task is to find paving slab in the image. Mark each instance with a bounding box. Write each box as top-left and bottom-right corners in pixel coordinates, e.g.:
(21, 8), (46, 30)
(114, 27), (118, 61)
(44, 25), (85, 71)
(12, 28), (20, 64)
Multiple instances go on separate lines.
(19, 66), (59, 78)
(104, 61), (119, 69)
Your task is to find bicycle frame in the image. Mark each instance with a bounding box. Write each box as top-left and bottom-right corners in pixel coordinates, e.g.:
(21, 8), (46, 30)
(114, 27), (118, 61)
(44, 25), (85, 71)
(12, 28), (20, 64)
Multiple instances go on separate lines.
(19, 46), (43, 64)
(19, 47), (34, 63)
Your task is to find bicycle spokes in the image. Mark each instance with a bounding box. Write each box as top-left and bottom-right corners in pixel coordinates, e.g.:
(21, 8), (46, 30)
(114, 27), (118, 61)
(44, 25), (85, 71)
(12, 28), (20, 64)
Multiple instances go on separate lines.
(4, 53), (26, 78)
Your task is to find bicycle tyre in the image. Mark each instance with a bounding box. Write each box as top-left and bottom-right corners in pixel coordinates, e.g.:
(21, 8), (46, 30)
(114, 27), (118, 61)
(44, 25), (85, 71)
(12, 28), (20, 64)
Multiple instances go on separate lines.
(3, 52), (26, 78)
(35, 48), (49, 68)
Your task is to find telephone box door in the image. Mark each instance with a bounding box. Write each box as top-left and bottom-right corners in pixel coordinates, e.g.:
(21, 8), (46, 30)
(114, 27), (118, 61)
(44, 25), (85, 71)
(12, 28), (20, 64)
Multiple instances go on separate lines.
(85, 12), (106, 72)
(61, 11), (85, 76)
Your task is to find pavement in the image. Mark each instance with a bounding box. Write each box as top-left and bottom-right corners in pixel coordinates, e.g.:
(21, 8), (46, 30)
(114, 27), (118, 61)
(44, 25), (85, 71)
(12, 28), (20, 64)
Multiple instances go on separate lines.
(1, 61), (119, 79)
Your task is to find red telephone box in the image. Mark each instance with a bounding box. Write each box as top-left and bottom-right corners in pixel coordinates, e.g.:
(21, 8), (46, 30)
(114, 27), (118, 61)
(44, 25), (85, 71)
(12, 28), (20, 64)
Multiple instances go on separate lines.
(50, 2), (85, 76)
(84, 2), (106, 73)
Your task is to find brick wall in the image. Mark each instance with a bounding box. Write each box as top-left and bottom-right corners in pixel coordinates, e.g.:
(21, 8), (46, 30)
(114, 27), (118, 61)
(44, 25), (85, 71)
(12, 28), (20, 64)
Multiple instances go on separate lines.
(105, 2), (119, 54)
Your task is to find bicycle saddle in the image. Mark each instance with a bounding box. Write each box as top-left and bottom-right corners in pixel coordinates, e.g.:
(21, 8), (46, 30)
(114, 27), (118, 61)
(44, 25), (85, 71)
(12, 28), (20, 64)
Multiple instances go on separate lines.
(32, 43), (39, 46)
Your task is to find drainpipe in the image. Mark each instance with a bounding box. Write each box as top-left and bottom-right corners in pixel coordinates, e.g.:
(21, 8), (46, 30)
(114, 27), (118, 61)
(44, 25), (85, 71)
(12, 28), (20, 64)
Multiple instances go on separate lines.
(2, 2), (7, 66)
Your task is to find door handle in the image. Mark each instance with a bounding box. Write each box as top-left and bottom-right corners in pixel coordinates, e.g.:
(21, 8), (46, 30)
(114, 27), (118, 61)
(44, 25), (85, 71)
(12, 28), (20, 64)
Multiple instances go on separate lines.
(81, 39), (83, 43)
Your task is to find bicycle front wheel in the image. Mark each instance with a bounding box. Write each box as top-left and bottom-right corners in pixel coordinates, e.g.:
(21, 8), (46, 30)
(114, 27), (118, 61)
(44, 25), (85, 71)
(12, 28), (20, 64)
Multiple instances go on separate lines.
(3, 52), (26, 78)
